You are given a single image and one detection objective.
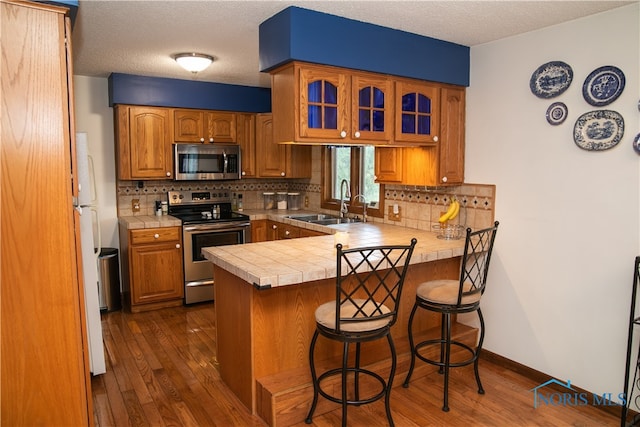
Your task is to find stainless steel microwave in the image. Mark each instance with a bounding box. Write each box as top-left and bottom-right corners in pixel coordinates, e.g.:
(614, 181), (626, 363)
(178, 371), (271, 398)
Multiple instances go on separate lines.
(173, 144), (241, 181)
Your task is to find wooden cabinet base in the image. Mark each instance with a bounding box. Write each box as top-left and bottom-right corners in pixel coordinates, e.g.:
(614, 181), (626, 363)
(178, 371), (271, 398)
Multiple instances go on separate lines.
(123, 292), (184, 313)
(256, 324), (477, 427)
(213, 256), (469, 425)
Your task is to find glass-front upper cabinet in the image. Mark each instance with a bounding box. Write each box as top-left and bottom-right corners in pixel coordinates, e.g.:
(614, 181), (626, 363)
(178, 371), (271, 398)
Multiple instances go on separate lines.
(351, 73), (392, 143)
(395, 80), (440, 144)
(299, 66), (349, 140)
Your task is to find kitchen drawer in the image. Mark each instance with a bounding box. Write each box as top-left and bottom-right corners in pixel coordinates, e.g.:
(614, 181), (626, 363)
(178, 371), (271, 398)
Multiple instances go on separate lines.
(130, 227), (181, 245)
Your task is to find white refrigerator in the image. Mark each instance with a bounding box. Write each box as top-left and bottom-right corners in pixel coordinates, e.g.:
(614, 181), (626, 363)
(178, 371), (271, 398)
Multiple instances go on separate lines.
(76, 132), (106, 375)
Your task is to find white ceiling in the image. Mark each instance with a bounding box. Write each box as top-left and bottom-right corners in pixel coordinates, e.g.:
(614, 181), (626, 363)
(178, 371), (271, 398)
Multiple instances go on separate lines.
(71, 0), (634, 88)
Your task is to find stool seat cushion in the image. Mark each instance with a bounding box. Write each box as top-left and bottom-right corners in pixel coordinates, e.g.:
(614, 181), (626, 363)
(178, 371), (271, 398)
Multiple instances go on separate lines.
(416, 280), (481, 306)
(315, 299), (391, 332)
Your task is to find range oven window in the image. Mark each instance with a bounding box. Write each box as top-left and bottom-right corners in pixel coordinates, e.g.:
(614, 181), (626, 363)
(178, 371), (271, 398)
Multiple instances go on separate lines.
(190, 229), (244, 262)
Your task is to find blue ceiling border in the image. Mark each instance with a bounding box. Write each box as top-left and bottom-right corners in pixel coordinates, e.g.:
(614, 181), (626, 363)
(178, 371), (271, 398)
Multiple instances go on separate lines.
(259, 6), (470, 87)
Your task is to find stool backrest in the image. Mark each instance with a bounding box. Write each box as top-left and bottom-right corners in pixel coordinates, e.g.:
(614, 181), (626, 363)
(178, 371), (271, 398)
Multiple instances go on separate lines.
(457, 221), (500, 306)
(334, 238), (417, 333)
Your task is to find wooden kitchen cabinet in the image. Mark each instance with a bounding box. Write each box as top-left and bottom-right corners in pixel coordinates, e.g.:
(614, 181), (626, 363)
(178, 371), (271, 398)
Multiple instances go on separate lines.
(395, 79), (441, 144)
(263, 220), (328, 241)
(375, 85), (465, 186)
(120, 226), (184, 312)
(266, 220), (280, 241)
(174, 108), (237, 143)
(299, 228), (327, 237)
(251, 219), (268, 242)
(438, 86), (465, 184)
(256, 113), (312, 178)
(2, 2), (93, 424)
(271, 62), (393, 144)
(267, 220), (301, 240)
(115, 105), (173, 180)
(237, 113), (257, 178)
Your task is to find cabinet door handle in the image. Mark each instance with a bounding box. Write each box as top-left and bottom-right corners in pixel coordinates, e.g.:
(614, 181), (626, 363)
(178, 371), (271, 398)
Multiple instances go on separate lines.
(166, 171), (171, 177)
(354, 131), (361, 138)
(154, 233), (160, 239)
(242, 171), (246, 176)
(272, 224), (278, 229)
(200, 137), (205, 143)
(433, 136), (439, 142)
(209, 138), (214, 143)
(441, 176), (448, 183)
(285, 230), (290, 236)
(176, 243), (181, 249)
(340, 130), (347, 138)
(280, 172), (285, 177)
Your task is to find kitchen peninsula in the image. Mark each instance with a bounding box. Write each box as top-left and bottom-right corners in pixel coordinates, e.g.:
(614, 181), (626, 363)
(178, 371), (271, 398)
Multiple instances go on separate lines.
(203, 220), (471, 426)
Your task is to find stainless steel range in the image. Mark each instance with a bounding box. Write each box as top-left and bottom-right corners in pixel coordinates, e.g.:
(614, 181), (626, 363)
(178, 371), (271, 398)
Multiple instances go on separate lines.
(168, 190), (251, 304)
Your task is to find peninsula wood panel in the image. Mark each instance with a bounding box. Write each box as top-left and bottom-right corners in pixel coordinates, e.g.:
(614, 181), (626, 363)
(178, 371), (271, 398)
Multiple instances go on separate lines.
(1, 1), (91, 425)
(213, 256), (461, 415)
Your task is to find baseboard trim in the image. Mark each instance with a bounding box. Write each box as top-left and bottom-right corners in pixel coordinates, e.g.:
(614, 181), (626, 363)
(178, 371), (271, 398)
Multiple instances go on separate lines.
(480, 349), (633, 421)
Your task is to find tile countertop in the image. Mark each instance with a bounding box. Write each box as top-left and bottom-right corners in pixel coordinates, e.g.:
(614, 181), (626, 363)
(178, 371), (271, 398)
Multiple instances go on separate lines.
(202, 221), (466, 289)
(119, 215), (182, 229)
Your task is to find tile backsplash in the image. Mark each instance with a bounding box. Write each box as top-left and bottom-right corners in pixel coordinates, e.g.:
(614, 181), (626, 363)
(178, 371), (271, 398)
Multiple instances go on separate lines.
(117, 179), (495, 232)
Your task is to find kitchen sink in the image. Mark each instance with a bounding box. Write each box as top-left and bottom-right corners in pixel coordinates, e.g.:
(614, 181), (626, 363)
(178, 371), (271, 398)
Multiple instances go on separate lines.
(286, 214), (362, 225)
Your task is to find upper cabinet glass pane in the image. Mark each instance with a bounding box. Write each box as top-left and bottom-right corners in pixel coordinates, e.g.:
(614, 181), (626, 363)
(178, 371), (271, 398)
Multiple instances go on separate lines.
(324, 81), (337, 104)
(418, 94), (431, 113)
(359, 87), (371, 108)
(402, 114), (415, 134)
(359, 109), (370, 131)
(308, 81), (322, 103)
(373, 88), (385, 109)
(402, 93), (416, 112)
(372, 111), (384, 132)
(324, 106), (338, 129)
(308, 105), (322, 128)
(418, 116), (431, 134)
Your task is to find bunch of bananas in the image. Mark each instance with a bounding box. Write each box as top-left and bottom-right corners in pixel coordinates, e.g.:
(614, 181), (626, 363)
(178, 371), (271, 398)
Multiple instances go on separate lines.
(438, 197), (460, 223)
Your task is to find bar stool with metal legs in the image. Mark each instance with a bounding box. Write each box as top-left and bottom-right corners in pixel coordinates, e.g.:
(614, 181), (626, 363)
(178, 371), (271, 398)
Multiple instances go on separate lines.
(305, 238), (417, 427)
(403, 222), (499, 412)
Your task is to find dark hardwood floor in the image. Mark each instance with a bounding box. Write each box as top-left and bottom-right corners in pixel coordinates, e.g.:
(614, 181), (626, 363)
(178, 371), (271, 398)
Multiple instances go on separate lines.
(92, 304), (619, 426)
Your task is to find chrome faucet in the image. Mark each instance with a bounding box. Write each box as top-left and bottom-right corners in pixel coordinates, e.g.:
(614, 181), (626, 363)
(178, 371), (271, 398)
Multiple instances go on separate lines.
(353, 194), (368, 223)
(339, 179), (351, 218)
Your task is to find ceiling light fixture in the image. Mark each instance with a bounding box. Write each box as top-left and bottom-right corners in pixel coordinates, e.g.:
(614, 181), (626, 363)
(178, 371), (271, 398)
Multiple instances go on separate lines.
(174, 53), (214, 73)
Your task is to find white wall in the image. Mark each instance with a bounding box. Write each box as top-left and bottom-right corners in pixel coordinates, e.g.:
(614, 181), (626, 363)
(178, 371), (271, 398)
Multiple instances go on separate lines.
(73, 76), (119, 250)
(467, 3), (640, 397)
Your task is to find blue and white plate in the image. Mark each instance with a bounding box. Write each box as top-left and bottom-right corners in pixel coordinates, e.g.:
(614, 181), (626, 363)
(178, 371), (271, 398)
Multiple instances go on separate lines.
(582, 66), (625, 106)
(530, 61), (573, 99)
(573, 110), (624, 151)
(546, 102), (568, 125)
(633, 133), (640, 155)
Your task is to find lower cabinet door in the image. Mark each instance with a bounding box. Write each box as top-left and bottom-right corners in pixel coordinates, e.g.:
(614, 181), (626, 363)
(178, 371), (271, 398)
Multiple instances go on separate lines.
(130, 242), (184, 305)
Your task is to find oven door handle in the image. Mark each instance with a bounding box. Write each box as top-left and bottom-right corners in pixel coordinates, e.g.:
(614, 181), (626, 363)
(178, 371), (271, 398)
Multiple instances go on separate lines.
(223, 150), (228, 174)
(183, 222), (251, 232)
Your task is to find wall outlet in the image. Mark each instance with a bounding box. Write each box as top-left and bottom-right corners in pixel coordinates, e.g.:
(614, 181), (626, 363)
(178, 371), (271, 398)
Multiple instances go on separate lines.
(388, 204), (401, 221)
(132, 198), (140, 212)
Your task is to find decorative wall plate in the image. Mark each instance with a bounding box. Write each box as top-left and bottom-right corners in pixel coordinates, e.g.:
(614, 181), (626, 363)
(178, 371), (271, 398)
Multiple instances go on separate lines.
(546, 102), (568, 125)
(582, 65), (625, 106)
(530, 61), (573, 99)
(573, 110), (624, 151)
(634, 133), (640, 155)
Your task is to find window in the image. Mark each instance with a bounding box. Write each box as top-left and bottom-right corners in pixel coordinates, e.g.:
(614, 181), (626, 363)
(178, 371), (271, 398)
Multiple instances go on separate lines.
(321, 146), (384, 218)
